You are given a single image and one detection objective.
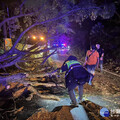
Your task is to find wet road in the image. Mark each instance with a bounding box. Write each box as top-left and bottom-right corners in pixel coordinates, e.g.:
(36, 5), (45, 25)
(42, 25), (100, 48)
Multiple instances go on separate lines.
(50, 48), (69, 62)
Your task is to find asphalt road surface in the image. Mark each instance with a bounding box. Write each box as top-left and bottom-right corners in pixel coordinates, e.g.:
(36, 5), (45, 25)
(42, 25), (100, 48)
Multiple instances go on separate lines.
(50, 48), (70, 62)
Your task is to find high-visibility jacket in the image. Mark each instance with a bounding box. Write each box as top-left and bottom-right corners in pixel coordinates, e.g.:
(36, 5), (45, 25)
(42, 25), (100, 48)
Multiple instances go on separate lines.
(61, 60), (93, 91)
(61, 60), (80, 72)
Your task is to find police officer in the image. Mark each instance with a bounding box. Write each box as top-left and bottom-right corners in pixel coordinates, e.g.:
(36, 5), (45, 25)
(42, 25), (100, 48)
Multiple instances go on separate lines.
(60, 55), (93, 106)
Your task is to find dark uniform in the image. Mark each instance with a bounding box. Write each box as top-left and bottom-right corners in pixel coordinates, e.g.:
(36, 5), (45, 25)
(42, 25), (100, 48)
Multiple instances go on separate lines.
(97, 48), (104, 72)
(61, 55), (93, 105)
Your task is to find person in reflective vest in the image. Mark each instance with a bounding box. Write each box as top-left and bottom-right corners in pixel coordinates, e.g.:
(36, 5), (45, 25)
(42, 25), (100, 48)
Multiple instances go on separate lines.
(60, 55), (93, 106)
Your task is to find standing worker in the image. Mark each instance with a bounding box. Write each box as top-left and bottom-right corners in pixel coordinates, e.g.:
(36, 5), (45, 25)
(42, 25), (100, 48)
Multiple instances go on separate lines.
(60, 55), (93, 106)
(96, 44), (104, 73)
(84, 45), (99, 77)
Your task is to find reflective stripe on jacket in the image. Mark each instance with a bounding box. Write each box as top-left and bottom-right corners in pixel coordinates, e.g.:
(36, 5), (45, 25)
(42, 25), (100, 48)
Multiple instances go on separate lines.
(65, 60), (81, 69)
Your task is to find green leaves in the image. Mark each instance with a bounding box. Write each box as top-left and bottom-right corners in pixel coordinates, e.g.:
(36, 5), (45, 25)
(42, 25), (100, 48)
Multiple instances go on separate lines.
(99, 3), (116, 19)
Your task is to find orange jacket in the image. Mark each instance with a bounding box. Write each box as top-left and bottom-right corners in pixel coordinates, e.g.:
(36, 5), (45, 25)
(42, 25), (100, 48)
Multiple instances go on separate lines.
(86, 50), (99, 65)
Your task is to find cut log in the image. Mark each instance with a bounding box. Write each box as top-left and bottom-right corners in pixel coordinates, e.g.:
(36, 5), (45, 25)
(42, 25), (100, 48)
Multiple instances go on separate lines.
(81, 101), (111, 120)
(8, 82), (19, 89)
(13, 87), (27, 99)
(14, 106), (24, 114)
(27, 106), (74, 120)
(0, 73), (27, 86)
(27, 86), (60, 101)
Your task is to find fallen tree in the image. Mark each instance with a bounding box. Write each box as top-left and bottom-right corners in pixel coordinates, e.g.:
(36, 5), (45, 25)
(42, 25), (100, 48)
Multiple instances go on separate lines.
(0, 0), (117, 83)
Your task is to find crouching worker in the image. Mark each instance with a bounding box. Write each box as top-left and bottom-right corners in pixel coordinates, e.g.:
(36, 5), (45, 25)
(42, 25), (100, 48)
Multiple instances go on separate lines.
(60, 55), (93, 106)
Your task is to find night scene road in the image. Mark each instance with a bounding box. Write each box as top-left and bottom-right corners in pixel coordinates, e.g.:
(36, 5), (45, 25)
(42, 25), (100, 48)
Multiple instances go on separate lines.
(50, 48), (70, 63)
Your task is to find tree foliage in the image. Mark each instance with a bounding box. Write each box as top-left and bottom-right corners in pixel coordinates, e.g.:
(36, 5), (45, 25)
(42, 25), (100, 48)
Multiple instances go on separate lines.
(0, 0), (118, 81)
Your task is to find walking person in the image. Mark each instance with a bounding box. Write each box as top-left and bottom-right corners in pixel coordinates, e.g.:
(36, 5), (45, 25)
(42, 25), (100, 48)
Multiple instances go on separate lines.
(96, 44), (104, 73)
(84, 45), (99, 77)
(60, 55), (93, 106)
